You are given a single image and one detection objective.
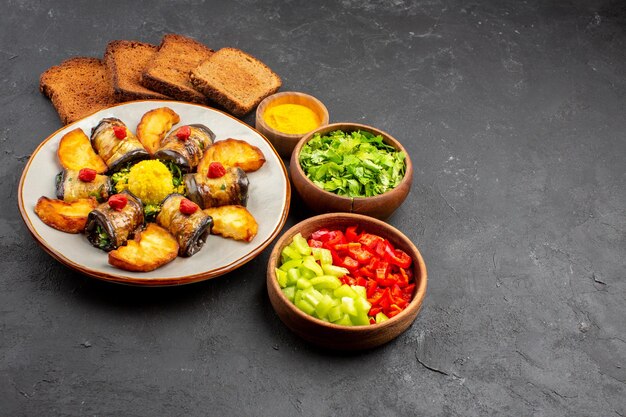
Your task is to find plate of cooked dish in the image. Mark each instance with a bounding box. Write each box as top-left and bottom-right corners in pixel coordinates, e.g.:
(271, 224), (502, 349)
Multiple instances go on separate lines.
(18, 101), (290, 286)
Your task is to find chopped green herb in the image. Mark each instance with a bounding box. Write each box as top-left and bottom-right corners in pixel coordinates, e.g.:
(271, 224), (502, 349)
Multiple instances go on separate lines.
(144, 203), (161, 222)
(95, 225), (110, 250)
(88, 184), (105, 202)
(163, 160), (184, 188)
(111, 166), (131, 191)
(299, 130), (406, 197)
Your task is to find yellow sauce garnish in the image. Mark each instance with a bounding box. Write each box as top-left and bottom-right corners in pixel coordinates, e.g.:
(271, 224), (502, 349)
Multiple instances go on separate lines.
(263, 104), (321, 135)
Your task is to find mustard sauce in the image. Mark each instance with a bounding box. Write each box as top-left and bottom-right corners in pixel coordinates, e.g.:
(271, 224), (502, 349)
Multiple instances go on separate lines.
(263, 104), (321, 135)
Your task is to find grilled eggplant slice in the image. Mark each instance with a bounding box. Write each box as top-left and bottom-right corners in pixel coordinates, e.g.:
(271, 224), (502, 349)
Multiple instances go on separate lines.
(153, 124), (215, 173)
(156, 194), (213, 257)
(55, 169), (112, 203)
(90, 117), (149, 173)
(184, 167), (249, 209)
(84, 190), (144, 251)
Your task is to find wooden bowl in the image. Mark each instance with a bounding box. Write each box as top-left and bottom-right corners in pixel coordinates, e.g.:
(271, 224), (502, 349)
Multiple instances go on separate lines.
(255, 91), (329, 159)
(290, 123), (413, 220)
(266, 213), (427, 350)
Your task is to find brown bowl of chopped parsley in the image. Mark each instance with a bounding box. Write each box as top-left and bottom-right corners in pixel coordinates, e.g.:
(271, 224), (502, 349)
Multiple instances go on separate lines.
(290, 123), (413, 219)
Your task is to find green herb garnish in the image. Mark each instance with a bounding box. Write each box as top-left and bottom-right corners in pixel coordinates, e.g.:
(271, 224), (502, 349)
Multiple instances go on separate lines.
(95, 224), (110, 250)
(144, 203), (161, 222)
(298, 130), (406, 197)
(111, 166), (131, 190)
(163, 160), (184, 188)
(88, 184), (106, 202)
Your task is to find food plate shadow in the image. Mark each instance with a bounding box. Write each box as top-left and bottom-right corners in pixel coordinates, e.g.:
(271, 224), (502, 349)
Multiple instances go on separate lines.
(66, 268), (236, 313)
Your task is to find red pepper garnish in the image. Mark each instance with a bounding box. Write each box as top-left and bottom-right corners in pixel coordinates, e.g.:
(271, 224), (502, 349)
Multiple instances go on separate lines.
(176, 125), (191, 141)
(78, 168), (97, 182)
(207, 162), (227, 179)
(113, 126), (127, 139)
(108, 194), (128, 211)
(179, 198), (198, 215)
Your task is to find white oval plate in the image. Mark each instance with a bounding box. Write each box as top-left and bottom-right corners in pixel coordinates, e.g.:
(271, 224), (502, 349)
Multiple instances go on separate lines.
(18, 101), (290, 286)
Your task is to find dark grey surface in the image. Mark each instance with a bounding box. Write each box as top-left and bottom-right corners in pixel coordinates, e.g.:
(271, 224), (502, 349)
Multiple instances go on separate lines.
(1, 0), (625, 415)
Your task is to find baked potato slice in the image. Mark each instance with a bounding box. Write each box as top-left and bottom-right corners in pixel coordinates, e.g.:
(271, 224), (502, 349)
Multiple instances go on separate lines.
(57, 128), (107, 173)
(203, 205), (258, 242)
(34, 196), (98, 234)
(136, 107), (180, 155)
(198, 138), (265, 176)
(108, 223), (179, 272)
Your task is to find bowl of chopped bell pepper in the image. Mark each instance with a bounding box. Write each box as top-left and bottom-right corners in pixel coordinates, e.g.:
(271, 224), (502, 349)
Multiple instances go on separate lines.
(290, 123), (413, 220)
(267, 212), (427, 350)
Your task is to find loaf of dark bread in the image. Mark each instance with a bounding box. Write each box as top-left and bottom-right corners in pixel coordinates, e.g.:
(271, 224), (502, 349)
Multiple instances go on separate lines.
(141, 34), (214, 103)
(190, 47), (282, 117)
(104, 40), (171, 101)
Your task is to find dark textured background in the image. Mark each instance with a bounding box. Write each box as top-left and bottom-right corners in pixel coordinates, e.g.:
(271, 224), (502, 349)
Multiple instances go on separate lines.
(1, 0), (625, 416)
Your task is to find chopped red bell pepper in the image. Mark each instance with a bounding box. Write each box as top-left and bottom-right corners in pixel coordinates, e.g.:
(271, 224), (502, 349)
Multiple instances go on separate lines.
(359, 266), (374, 278)
(358, 233), (384, 250)
(348, 245), (372, 263)
(366, 280), (378, 298)
(345, 225), (359, 242)
(369, 306), (382, 316)
(342, 256), (359, 271)
(311, 228), (331, 241)
(385, 246), (412, 269)
(308, 239), (323, 248)
(308, 225), (416, 324)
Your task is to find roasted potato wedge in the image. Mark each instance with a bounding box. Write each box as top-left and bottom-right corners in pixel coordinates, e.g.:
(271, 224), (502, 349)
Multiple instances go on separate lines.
(57, 128), (107, 173)
(108, 223), (179, 272)
(34, 196), (98, 234)
(203, 205), (258, 242)
(198, 138), (265, 176)
(136, 107), (180, 155)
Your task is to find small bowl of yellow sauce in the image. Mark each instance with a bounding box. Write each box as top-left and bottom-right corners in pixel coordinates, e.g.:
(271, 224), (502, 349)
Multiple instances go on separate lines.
(255, 91), (329, 158)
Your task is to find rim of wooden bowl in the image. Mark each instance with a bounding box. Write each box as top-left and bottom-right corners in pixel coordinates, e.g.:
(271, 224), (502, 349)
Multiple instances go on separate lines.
(266, 212), (427, 346)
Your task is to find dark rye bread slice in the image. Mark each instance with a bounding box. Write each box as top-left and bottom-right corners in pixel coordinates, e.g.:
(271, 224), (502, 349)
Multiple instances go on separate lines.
(104, 40), (171, 101)
(40, 57), (117, 125)
(141, 34), (214, 103)
(190, 47), (282, 117)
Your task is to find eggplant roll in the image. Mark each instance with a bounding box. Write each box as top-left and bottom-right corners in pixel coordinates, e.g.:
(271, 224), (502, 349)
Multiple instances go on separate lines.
(84, 191), (144, 251)
(184, 167), (249, 209)
(153, 124), (215, 173)
(55, 169), (112, 203)
(90, 118), (149, 173)
(156, 194), (213, 257)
